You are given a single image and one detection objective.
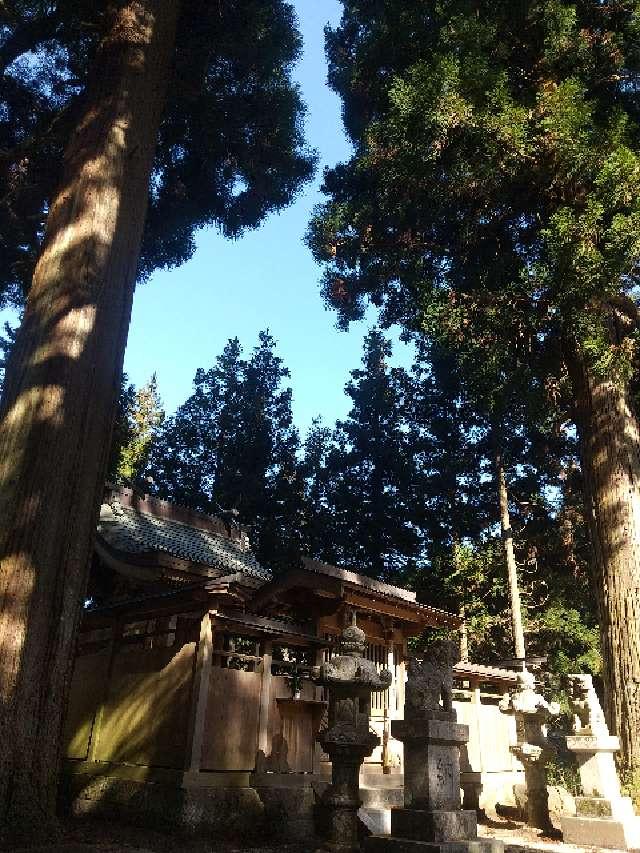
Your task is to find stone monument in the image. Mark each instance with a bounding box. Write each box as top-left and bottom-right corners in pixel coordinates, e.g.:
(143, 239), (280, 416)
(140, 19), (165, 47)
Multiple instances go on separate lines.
(315, 612), (392, 853)
(561, 674), (640, 850)
(498, 669), (559, 833)
(365, 640), (502, 853)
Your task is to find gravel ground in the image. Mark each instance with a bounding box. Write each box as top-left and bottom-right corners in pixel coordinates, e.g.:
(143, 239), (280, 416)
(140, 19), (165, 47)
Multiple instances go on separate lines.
(5, 815), (629, 853)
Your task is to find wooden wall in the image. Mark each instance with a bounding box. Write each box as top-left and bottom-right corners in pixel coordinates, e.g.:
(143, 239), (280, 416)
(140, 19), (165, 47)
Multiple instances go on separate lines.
(63, 638), (195, 771)
(63, 650), (110, 760)
(454, 693), (518, 775)
(63, 611), (518, 786)
(200, 667), (261, 771)
(97, 642), (194, 768)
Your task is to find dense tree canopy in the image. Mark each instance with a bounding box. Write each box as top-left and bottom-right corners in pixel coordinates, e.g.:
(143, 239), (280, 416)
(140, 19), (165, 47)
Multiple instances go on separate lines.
(313, 329), (421, 580)
(309, 0), (640, 364)
(307, 0), (640, 769)
(148, 332), (304, 572)
(137, 326), (598, 682)
(1, 0), (315, 308)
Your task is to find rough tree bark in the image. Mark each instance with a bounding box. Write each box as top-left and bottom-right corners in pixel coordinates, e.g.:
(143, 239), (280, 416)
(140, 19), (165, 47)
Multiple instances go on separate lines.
(495, 448), (527, 661)
(0, 0), (179, 840)
(565, 334), (640, 772)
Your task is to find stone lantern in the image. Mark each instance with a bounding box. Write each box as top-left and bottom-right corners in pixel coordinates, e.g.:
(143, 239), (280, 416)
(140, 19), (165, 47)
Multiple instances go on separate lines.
(561, 674), (640, 850)
(499, 669), (559, 832)
(315, 612), (392, 853)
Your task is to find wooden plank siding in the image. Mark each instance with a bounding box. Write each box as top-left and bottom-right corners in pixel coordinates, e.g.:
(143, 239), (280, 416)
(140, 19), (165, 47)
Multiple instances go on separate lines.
(200, 667), (262, 770)
(95, 642), (195, 769)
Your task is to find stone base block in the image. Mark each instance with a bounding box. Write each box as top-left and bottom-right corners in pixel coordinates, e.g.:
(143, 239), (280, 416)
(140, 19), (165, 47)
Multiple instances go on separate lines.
(576, 795), (636, 822)
(364, 835), (504, 853)
(561, 814), (640, 850)
(391, 808), (477, 842)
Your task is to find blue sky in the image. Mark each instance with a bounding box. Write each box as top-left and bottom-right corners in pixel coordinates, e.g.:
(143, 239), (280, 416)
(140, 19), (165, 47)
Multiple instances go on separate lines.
(2, 1), (414, 437)
(123, 0), (415, 437)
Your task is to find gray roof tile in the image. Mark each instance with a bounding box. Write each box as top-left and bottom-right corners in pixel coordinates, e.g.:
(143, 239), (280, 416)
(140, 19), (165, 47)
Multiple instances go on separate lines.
(98, 500), (271, 581)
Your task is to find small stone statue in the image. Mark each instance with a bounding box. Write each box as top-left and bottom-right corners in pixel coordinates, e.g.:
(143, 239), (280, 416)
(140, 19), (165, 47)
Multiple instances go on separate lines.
(405, 639), (457, 719)
(566, 673), (608, 736)
(499, 669), (560, 718)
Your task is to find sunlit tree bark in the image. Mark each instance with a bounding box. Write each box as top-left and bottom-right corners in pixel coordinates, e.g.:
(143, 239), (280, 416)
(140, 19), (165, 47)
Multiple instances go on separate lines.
(495, 447), (527, 662)
(0, 0), (179, 839)
(566, 332), (640, 771)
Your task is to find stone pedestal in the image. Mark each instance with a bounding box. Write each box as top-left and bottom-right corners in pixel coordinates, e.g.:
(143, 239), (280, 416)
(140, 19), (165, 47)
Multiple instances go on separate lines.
(560, 726), (640, 849)
(561, 794), (640, 850)
(364, 642), (502, 853)
(568, 734), (625, 799)
(510, 742), (552, 832)
(318, 693), (380, 853)
(389, 714), (477, 843)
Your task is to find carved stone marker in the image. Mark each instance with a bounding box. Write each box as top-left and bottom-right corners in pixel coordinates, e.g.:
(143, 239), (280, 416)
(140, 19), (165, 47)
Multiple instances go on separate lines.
(365, 641), (502, 853)
(315, 613), (392, 853)
(561, 674), (640, 850)
(498, 669), (559, 832)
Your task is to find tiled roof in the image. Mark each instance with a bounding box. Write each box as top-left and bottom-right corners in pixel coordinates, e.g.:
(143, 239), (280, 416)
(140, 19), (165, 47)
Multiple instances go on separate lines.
(453, 661), (518, 685)
(300, 558), (458, 625)
(301, 558), (417, 602)
(97, 499), (271, 582)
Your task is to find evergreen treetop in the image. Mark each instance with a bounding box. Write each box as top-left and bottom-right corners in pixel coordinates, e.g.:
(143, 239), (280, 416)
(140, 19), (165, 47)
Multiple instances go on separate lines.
(308, 0), (640, 374)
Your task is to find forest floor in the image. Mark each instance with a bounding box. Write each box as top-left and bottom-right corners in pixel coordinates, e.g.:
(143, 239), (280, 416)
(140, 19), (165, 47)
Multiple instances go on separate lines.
(7, 816), (627, 853)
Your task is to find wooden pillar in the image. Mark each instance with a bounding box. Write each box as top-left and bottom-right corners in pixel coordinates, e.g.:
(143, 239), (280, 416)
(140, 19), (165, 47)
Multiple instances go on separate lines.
(382, 642), (396, 774)
(257, 639), (273, 757)
(183, 611), (214, 784)
(398, 639), (408, 712)
(314, 644), (325, 701)
(87, 618), (122, 763)
(470, 677), (483, 773)
(387, 644), (397, 716)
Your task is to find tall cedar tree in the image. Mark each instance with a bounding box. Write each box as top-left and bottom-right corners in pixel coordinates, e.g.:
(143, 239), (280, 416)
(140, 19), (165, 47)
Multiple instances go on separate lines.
(405, 341), (492, 632)
(298, 332), (598, 676)
(0, 1), (313, 837)
(115, 374), (165, 483)
(313, 329), (421, 580)
(409, 340), (599, 676)
(149, 333), (304, 573)
(308, 0), (640, 769)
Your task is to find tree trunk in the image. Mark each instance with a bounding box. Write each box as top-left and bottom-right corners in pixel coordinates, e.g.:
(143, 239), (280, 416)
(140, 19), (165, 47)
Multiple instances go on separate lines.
(565, 342), (640, 772)
(0, 0), (178, 840)
(495, 448), (527, 661)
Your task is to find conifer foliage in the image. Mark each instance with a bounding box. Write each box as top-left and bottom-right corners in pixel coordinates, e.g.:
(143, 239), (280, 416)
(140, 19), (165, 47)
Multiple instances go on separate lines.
(308, 0), (640, 770)
(148, 333), (304, 572)
(143, 328), (598, 688)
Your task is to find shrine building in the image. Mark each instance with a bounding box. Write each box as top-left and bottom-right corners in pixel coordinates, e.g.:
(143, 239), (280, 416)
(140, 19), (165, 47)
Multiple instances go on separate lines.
(62, 484), (521, 839)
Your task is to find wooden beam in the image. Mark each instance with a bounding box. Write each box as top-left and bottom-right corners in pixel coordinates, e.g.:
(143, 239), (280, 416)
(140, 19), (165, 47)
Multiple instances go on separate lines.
(342, 592), (423, 624)
(342, 591), (458, 629)
(87, 619), (122, 763)
(251, 568), (343, 612)
(183, 611), (215, 779)
(257, 640), (273, 757)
